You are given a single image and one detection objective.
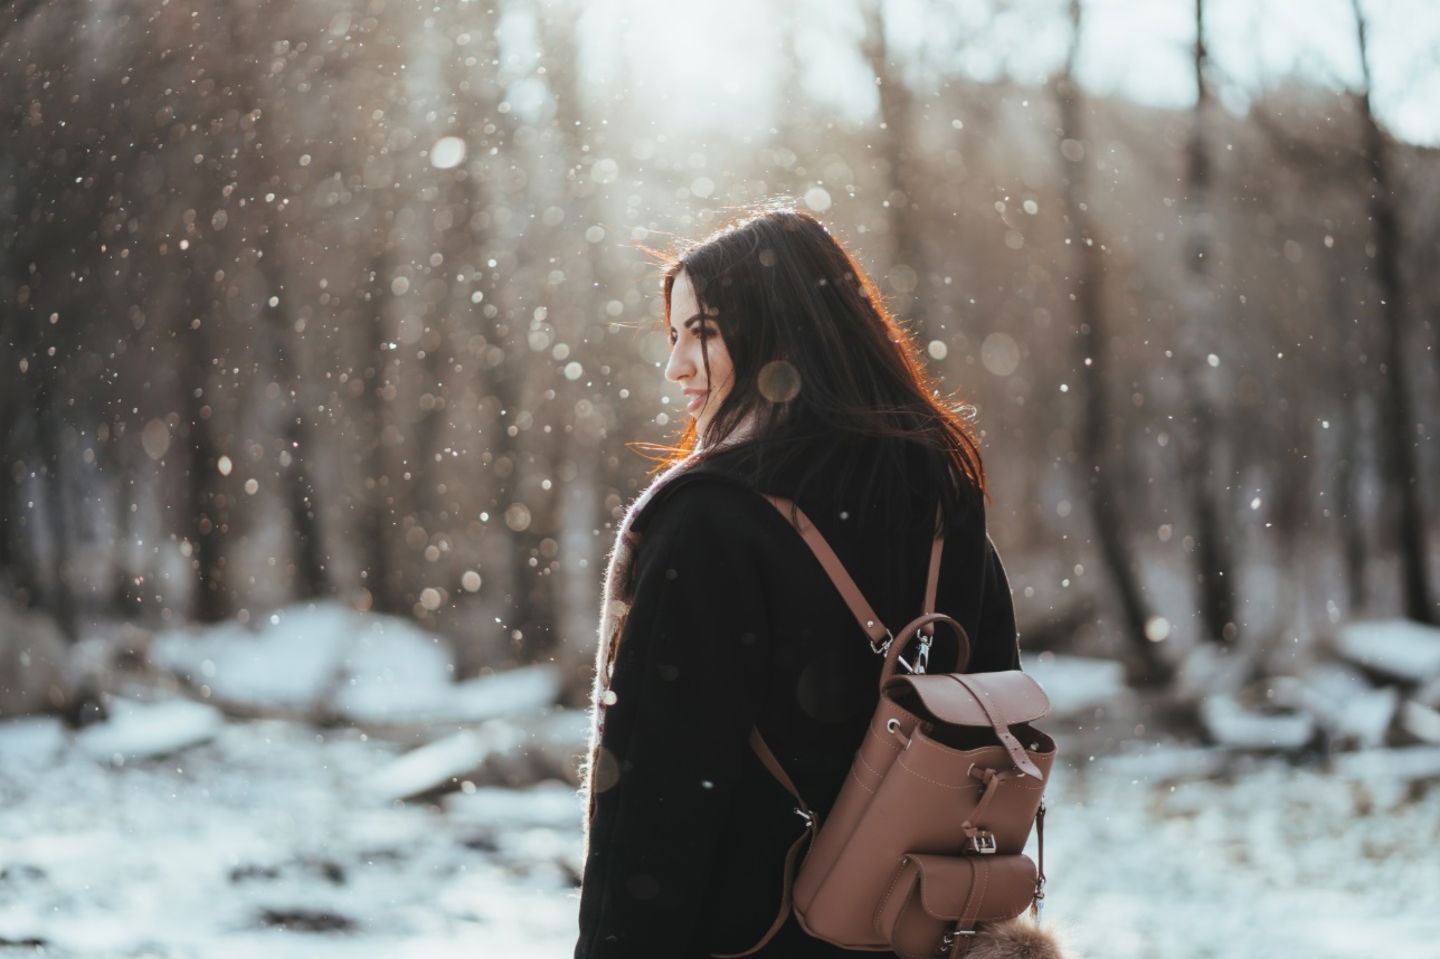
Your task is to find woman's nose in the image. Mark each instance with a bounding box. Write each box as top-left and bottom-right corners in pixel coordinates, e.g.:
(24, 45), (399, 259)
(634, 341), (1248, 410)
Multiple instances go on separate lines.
(665, 342), (690, 383)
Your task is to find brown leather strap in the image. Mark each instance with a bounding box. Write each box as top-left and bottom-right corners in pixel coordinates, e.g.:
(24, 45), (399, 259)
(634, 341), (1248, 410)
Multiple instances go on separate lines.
(708, 823), (812, 957)
(709, 727), (816, 958)
(761, 495), (946, 646)
(923, 531), (943, 616)
(747, 726), (811, 817)
(760, 494), (890, 646)
(948, 674), (1043, 778)
(960, 765), (1013, 849)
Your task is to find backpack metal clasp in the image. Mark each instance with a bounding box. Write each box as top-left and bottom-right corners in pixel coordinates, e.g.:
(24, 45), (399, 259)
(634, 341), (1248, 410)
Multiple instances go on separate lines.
(915, 631), (932, 674)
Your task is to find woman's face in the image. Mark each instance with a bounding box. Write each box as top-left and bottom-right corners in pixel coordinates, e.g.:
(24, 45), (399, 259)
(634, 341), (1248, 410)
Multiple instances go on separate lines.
(665, 268), (735, 437)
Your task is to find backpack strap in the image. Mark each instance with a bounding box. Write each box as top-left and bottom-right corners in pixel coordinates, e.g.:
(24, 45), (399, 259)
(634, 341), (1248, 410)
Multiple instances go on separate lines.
(759, 494), (946, 648)
(708, 727), (816, 958)
(923, 529), (943, 623)
(948, 673), (1044, 778)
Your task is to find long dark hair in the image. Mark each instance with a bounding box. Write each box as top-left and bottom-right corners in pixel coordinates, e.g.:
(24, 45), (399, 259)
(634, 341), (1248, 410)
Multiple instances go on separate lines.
(641, 205), (989, 538)
(583, 207), (994, 840)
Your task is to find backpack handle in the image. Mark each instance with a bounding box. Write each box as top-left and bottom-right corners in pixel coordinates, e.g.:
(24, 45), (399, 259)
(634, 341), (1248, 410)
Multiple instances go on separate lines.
(880, 612), (972, 694)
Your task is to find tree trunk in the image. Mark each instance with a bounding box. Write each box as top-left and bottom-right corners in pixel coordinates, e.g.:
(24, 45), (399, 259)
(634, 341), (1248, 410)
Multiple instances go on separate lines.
(1350, 0), (1434, 623)
(539, 1), (608, 695)
(222, 0), (329, 602)
(179, 257), (229, 623)
(1326, 261), (1371, 613)
(860, 0), (931, 339)
(1176, 0), (1239, 645)
(358, 242), (401, 615)
(1055, 0), (1170, 685)
(350, 8), (419, 617)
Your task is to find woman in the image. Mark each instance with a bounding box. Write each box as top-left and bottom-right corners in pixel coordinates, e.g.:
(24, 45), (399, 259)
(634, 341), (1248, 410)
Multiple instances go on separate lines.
(575, 207), (1026, 958)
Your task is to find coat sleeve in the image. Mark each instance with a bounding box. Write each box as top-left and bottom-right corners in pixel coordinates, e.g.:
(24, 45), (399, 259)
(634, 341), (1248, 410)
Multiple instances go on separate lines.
(575, 483), (772, 958)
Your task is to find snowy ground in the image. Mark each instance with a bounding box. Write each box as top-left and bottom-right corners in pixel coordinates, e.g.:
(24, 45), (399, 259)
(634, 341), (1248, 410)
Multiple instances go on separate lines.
(2, 706), (1438, 958)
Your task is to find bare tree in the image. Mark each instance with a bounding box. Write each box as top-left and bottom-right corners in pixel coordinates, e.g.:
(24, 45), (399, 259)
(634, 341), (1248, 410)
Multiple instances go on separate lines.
(1319, 261), (1372, 613)
(351, 8), (417, 616)
(464, 4), (542, 666)
(1, 0), (112, 636)
(177, 252), (231, 622)
(1247, 82), (1378, 616)
(1349, 0), (1434, 623)
(536, 0), (613, 698)
(1173, 0), (1239, 645)
(1053, 0), (1169, 684)
(221, 0), (328, 601)
(859, 0), (932, 337)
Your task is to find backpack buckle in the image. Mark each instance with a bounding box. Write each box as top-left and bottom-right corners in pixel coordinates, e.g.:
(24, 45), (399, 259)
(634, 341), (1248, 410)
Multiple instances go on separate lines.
(965, 829), (998, 854)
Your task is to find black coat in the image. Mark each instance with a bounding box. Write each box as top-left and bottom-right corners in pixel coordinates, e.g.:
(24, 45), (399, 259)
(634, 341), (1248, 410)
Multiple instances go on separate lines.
(575, 440), (1021, 958)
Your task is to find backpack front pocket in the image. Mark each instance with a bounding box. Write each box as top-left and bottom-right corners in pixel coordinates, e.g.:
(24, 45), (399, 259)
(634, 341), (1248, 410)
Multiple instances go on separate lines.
(874, 853), (1038, 959)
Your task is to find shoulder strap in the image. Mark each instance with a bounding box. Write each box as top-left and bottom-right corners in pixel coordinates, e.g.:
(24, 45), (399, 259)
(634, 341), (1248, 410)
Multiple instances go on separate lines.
(708, 728), (816, 958)
(759, 494), (946, 644)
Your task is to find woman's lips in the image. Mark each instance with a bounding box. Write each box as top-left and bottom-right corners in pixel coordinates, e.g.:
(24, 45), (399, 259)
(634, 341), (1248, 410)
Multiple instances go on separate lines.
(686, 392), (707, 413)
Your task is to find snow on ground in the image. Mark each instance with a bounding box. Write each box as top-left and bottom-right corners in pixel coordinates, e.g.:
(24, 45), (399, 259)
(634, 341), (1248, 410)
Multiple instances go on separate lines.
(1, 704), (1438, 958)
(0, 709), (580, 958)
(1044, 745), (1440, 958)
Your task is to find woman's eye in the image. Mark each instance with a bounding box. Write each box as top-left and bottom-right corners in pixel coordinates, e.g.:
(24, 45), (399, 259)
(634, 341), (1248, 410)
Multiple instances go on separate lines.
(668, 327), (711, 344)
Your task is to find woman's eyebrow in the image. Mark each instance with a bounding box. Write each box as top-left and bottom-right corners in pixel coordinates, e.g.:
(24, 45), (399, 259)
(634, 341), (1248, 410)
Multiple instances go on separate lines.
(672, 312), (711, 331)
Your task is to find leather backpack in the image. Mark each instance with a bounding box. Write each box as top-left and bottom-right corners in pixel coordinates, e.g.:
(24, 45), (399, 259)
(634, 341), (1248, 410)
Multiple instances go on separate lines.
(713, 493), (1057, 959)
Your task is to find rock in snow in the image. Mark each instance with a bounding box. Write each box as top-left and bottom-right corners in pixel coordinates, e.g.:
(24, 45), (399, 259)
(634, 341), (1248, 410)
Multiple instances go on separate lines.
(347, 664), (563, 728)
(1334, 619), (1440, 684)
(1020, 652), (1128, 718)
(152, 605), (355, 712)
(75, 698), (223, 762)
(329, 614), (457, 722)
(1332, 745), (1440, 783)
(149, 601), (501, 723)
(150, 602), (562, 729)
(1199, 693), (1315, 751)
(1269, 664), (1398, 750)
(367, 721), (528, 803)
(1398, 700), (1440, 745)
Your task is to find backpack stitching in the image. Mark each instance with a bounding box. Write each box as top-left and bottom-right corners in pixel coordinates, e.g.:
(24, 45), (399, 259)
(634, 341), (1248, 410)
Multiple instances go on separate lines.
(873, 860), (914, 933)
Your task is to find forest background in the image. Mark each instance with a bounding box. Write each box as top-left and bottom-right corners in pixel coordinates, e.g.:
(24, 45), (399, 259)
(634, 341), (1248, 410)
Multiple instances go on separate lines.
(6, 0), (1440, 685)
(2, 0), (1439, 955)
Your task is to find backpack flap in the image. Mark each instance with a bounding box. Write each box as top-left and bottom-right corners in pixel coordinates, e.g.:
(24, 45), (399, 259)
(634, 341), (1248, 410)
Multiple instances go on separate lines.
(885, 671), (1050, 779)
(874, 853), (1038, 959)
(885, 671), (1050, 727)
